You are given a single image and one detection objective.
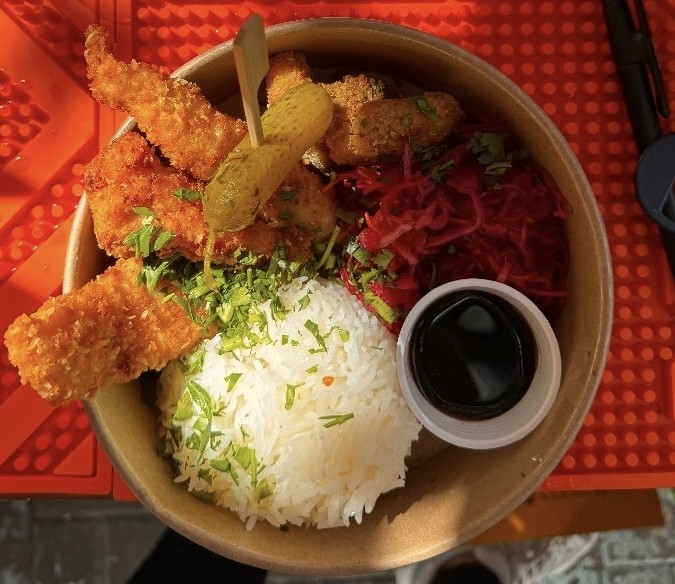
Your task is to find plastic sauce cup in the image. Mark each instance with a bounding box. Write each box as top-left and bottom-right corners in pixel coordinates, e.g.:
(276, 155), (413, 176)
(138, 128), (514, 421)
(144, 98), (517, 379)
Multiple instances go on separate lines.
(396, 279), (562, 449)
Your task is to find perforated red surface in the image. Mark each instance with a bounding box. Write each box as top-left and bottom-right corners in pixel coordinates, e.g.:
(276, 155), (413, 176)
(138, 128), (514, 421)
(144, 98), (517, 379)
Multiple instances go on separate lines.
(1, 1), (674, 498)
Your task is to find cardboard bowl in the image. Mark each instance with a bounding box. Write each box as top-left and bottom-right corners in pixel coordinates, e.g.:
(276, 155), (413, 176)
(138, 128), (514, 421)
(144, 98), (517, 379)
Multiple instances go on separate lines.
(64, 18), (613, 576)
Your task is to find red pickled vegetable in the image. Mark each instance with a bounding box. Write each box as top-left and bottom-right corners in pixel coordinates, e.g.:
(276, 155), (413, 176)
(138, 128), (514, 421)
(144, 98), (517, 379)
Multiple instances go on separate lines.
(330, 120), (571, 331)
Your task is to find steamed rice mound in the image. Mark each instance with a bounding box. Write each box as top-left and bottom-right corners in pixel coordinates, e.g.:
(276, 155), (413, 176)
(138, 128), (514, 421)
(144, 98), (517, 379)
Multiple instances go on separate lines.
(157, 277), (421, 529)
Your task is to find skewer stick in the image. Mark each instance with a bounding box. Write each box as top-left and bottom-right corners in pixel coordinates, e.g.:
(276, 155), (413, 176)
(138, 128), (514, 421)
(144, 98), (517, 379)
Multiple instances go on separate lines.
(233, 14), (269, 148)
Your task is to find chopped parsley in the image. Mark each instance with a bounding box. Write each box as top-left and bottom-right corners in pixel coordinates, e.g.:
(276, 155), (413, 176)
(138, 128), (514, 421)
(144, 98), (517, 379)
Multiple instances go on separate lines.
(137, 250), (309, 345)
(284, 383), (303, 410)
(414, 97), (440, 121)
(178, 348), (205, 375)
(304, 319), (328, 353)
(319, 413), (354, 428)
(224, 372), (242, 392)
(297, 290), (312, 310)
(123, 207), (174, 258)
(467, 131), (528, 183)
(173, 187), (202, 201)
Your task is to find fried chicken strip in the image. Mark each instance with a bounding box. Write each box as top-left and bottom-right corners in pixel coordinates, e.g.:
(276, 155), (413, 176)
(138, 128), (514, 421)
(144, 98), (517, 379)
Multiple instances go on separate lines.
(266, 53), (386, 171)
(260, 164), (337, 241)
(266, 51), (313, 104)
(84, 24), (247, 181)
(321, 74), (386, 166)
(85, 132), (299, 262)
(4, 258), (204, 406)
(267, 54), (463, 168)
(347, 92), (464, 163)
(85, 132), (328, 263)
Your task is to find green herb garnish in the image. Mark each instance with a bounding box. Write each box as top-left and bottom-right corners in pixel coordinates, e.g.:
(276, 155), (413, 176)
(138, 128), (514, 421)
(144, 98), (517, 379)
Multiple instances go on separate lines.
(285, 383), (303, 410)
(319, 413), (355, 428)
(173, 187), (202, 201)
(304, 319), (328, 353)
(224, 372), (242, 392)
(123, 207), (174, 258)
(415, 97), (440, 121)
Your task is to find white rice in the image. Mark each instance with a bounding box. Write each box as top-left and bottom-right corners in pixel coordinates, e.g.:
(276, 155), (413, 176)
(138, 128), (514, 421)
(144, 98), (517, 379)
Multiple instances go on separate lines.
(156, 277), (421, 530)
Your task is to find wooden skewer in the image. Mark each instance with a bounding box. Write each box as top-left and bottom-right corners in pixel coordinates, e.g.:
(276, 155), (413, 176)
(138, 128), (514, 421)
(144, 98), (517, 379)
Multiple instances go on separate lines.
(233, 14), (269, 148)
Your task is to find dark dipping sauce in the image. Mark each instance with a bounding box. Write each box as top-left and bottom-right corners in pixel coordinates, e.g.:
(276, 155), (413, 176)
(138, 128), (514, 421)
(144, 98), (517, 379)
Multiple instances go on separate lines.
(410, 290), (537, 420)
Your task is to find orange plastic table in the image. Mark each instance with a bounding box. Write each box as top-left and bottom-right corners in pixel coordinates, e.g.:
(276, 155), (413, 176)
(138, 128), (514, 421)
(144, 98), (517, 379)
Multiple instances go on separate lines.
(1, 0), (674, 501)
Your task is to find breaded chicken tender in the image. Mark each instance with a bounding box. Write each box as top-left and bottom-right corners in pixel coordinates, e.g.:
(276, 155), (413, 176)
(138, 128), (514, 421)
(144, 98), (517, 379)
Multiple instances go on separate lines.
(347, 92), (464, 163)
(321, 74), (386, 166)
(4, 258), (205, 406)
(266, 53), (386, 171)
(260, 164), (337, 241)
(266, 51), (313, 105)
(84, 25), (247, 181)
(83, 132), (322, 265)
(84, 132), (312, 264)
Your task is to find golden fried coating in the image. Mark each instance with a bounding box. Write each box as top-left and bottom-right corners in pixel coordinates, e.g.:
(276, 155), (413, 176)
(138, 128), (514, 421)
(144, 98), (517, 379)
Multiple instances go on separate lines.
(84, 132), (292, 264)
(260, 164), (337, 241)
(266, 52), (312, 105)
(4, 258), (204, 406)
(348, 92), (464, 162)
(84, 25), (247, 181)
(266, 55), (387, 171)
(321, 74), (386, 166)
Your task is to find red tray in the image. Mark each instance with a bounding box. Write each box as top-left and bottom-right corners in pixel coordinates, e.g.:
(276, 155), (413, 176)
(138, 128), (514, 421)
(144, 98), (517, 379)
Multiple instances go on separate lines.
(1, 0), (674, 498)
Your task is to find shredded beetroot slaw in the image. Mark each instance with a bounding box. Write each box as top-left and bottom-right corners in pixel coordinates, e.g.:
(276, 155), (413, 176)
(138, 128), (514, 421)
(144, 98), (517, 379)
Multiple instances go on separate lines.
(331, 121), (572, 331)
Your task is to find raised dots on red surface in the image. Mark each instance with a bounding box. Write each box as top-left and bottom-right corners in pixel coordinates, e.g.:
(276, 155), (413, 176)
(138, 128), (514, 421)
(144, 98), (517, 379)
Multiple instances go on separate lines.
(617, 305), (631, 319)
(640, 327), (654, 340)
(32, 453), (51, 472)
(583, 454), (597, 468)
(604, 453), (618, 467)
(13, 455), (29, 473)
(622, 390), (636, 404)
(641, 369), (656, 384)
(624, 411), (638, 425)
(643, 389), (657, 403)
(582, 433), (596, 447)
(561, 42), (576, 56)
(646, 452), (661, 466)
(520, 50), (536, 64)
(35, 432), (51, 451)
(75, 413), (89, 430)
(519, 22), (534, 35)
(620, 347), (634, 363)
(659, 347), (673, 361)
(625, 453), (640, 467)
(0, 369), (17, 391)
(639, 305), (653, 319)
(644, 411), (659, 425)
(658, 326), (672, 341)
(55, 411), (73, 430)
(55, 433), (73, 451)
(562, 455), (576, 469)
(618, 328), (632, 342)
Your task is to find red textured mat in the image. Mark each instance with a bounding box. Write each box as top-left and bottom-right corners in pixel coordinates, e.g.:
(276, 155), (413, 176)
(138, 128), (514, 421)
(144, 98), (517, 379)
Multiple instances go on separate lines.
(0, 1), (673, 498)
